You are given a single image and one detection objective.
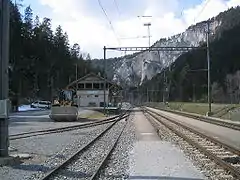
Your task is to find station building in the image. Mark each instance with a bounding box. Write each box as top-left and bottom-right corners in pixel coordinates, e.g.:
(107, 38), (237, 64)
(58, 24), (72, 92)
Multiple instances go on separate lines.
(66, 73), (122, 107)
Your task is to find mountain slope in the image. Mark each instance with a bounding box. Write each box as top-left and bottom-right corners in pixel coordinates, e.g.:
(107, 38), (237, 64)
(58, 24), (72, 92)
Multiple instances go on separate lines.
(139, 7), (240, 103)
(91, 6), (240, 87)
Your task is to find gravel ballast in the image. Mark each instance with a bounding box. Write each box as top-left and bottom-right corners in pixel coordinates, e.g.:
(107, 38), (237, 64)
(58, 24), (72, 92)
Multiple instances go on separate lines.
(0, 123), (111, 180)
(145, 112), (234, 180)
(50, 119), (128, 180)
(98, 113), (137, 180)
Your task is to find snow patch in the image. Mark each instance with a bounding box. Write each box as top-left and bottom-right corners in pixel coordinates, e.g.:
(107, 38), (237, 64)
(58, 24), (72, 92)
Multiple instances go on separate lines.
(18, 105), (41, 112)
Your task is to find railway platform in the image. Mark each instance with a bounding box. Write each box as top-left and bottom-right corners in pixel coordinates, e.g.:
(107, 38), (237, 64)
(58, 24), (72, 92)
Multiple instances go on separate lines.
(129, 109), (205, 180)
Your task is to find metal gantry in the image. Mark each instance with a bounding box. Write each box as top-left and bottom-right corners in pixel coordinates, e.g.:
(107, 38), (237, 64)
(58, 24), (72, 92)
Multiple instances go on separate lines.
(106, 46), (205, 52)
(103, 45), (207, 107)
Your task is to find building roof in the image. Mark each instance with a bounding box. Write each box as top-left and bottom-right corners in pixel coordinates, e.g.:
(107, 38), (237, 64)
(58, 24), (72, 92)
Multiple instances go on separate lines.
(66, 73), (122, 90)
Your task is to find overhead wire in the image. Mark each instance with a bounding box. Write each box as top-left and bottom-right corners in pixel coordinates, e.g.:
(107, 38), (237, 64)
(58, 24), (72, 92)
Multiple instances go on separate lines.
(97, 0), (121, 46)
(120, 36), (151, 40)
(193, 0), (211, 24)
(113, 0), (121, 17)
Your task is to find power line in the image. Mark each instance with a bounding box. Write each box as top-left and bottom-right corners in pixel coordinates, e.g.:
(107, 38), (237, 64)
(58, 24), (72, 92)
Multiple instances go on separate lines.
(120, 36), (151, 40)
(193, 0), (211, 23)
(113, 0), (121, 17)
(98, 0), (121, 45)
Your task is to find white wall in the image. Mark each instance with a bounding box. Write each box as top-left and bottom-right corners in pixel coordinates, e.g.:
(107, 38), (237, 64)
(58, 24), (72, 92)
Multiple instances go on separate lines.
(77, 90), (109, 107)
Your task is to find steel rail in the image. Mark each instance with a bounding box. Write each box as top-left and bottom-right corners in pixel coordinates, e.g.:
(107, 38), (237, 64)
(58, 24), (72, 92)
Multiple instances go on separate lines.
(40, 113), (129, 180)
(89, 115), (128, 180)
(10, 114), (128, 140)
(144, 109), (240, 179)
(146, 108), (240, 156)
(148, 107), (240, 131)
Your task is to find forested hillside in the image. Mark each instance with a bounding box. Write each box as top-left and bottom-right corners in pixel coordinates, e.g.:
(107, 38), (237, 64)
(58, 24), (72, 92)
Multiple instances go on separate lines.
(9, 2), (96, 101)
(139, 6), (240, 104)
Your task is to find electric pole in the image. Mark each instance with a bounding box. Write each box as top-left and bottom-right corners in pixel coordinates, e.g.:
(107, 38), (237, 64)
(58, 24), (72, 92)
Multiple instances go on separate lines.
(206, 21), (212, 115)
(103, 46), (106, 114)
(0, 0), (10, 157)
(163, 70), (165, 103)
(75, 63), (78, 91)
(147, 88), (149, 103)
(144, 23), (151, 48)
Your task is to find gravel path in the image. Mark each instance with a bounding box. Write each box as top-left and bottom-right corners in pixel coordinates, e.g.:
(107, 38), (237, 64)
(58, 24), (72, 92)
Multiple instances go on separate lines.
(0, 123), (111, 180)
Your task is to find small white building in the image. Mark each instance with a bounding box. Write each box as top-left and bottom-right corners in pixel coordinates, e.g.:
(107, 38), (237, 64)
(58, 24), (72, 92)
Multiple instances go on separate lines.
(66, 73), (122, 107)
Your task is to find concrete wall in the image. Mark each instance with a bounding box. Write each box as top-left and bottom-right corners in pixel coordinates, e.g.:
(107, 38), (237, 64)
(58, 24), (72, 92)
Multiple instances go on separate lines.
(76, 90), (109, 107)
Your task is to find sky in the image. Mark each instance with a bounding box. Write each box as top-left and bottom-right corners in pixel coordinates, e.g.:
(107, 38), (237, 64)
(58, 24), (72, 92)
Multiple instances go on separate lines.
(20, 0), (240, 59)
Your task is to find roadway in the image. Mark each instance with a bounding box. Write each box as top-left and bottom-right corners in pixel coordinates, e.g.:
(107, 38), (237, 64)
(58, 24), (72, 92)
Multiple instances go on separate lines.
(8, 108), (99, 135)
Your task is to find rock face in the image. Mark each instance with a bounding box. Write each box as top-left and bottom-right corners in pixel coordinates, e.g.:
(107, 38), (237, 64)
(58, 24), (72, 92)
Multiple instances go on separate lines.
(91, 19), (221, 87)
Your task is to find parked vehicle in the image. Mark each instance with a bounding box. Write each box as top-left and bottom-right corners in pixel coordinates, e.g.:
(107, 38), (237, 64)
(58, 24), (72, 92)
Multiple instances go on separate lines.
(30, 101), (51, 109)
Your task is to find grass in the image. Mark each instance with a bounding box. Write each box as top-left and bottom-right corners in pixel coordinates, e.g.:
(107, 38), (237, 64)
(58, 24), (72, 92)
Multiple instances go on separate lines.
(147, 102), (240, 120)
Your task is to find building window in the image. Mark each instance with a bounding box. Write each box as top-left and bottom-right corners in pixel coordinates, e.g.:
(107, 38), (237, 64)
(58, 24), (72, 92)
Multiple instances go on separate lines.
(78, 83), (84, 89)
(95, 95), (99, 97)
(86, 83), (92, 89)
(93, 83), (100, 89)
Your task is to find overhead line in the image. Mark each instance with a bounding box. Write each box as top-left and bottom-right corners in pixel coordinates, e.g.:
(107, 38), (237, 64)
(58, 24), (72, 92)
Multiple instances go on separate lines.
(113, 0), (121, 17)
(194, 0), (211, 23)
(98, 0), (121, 45)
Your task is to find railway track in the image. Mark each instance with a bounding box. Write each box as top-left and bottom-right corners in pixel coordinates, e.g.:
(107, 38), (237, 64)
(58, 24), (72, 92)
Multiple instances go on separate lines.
(39, 113), (130, 180)
(10, 113), (128, 140)
(144, 108), (240, 180)
(147, 107), (240, 131)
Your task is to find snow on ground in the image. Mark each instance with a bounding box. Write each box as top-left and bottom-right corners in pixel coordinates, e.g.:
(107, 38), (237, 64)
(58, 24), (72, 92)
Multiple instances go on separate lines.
(18, 105), (41, 112)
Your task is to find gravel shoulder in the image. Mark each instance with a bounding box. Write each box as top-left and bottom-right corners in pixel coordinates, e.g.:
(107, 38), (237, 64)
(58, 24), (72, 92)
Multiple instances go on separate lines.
(147, 107), (240, 150)
(0, 124), (111, 180)
(98, 113), (137, 180)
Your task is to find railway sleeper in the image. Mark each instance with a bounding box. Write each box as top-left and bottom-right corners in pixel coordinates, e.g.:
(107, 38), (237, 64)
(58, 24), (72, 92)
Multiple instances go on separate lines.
(198, 142), (215, 146)
(231, 163), (240, 167)
(213, 168), (225, 173)
(204, 162), (216, 167)
(215, 152), (236, 157)
(222, 156), (240, 164)
(200, 158), (212, 162)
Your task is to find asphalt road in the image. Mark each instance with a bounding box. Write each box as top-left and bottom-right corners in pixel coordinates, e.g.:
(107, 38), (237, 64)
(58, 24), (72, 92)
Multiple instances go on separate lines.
(9, 110), (51, 123)
(8, 108), (99, 135)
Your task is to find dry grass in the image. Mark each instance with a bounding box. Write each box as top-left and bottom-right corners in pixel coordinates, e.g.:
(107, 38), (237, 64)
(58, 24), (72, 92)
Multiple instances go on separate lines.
(148, 102), (240, 120)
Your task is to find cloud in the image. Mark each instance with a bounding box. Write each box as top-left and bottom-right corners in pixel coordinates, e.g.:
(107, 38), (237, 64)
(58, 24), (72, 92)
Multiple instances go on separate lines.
(38, 0), (240, 58)
(183, 0), (240, 25)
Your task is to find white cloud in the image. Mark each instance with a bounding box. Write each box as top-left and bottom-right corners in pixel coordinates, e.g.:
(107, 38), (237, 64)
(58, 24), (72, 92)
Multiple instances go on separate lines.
(183, 0), (240, 26)
(38, 0), (240, 58)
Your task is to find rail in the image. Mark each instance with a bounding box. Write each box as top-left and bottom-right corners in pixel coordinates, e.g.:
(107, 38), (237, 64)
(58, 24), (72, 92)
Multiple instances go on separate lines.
(145, 106), (240, 131)
(10, 113), (128, 140)
(40, 112), (129, 180)
(144, 108), (240, 179)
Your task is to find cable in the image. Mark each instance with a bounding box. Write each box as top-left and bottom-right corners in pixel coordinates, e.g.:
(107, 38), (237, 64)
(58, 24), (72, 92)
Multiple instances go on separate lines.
(98, 0), (121, 45)
(113, 0), (121, 17)
(120, 36), (151, 40)
(193, 0), (211, 23)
